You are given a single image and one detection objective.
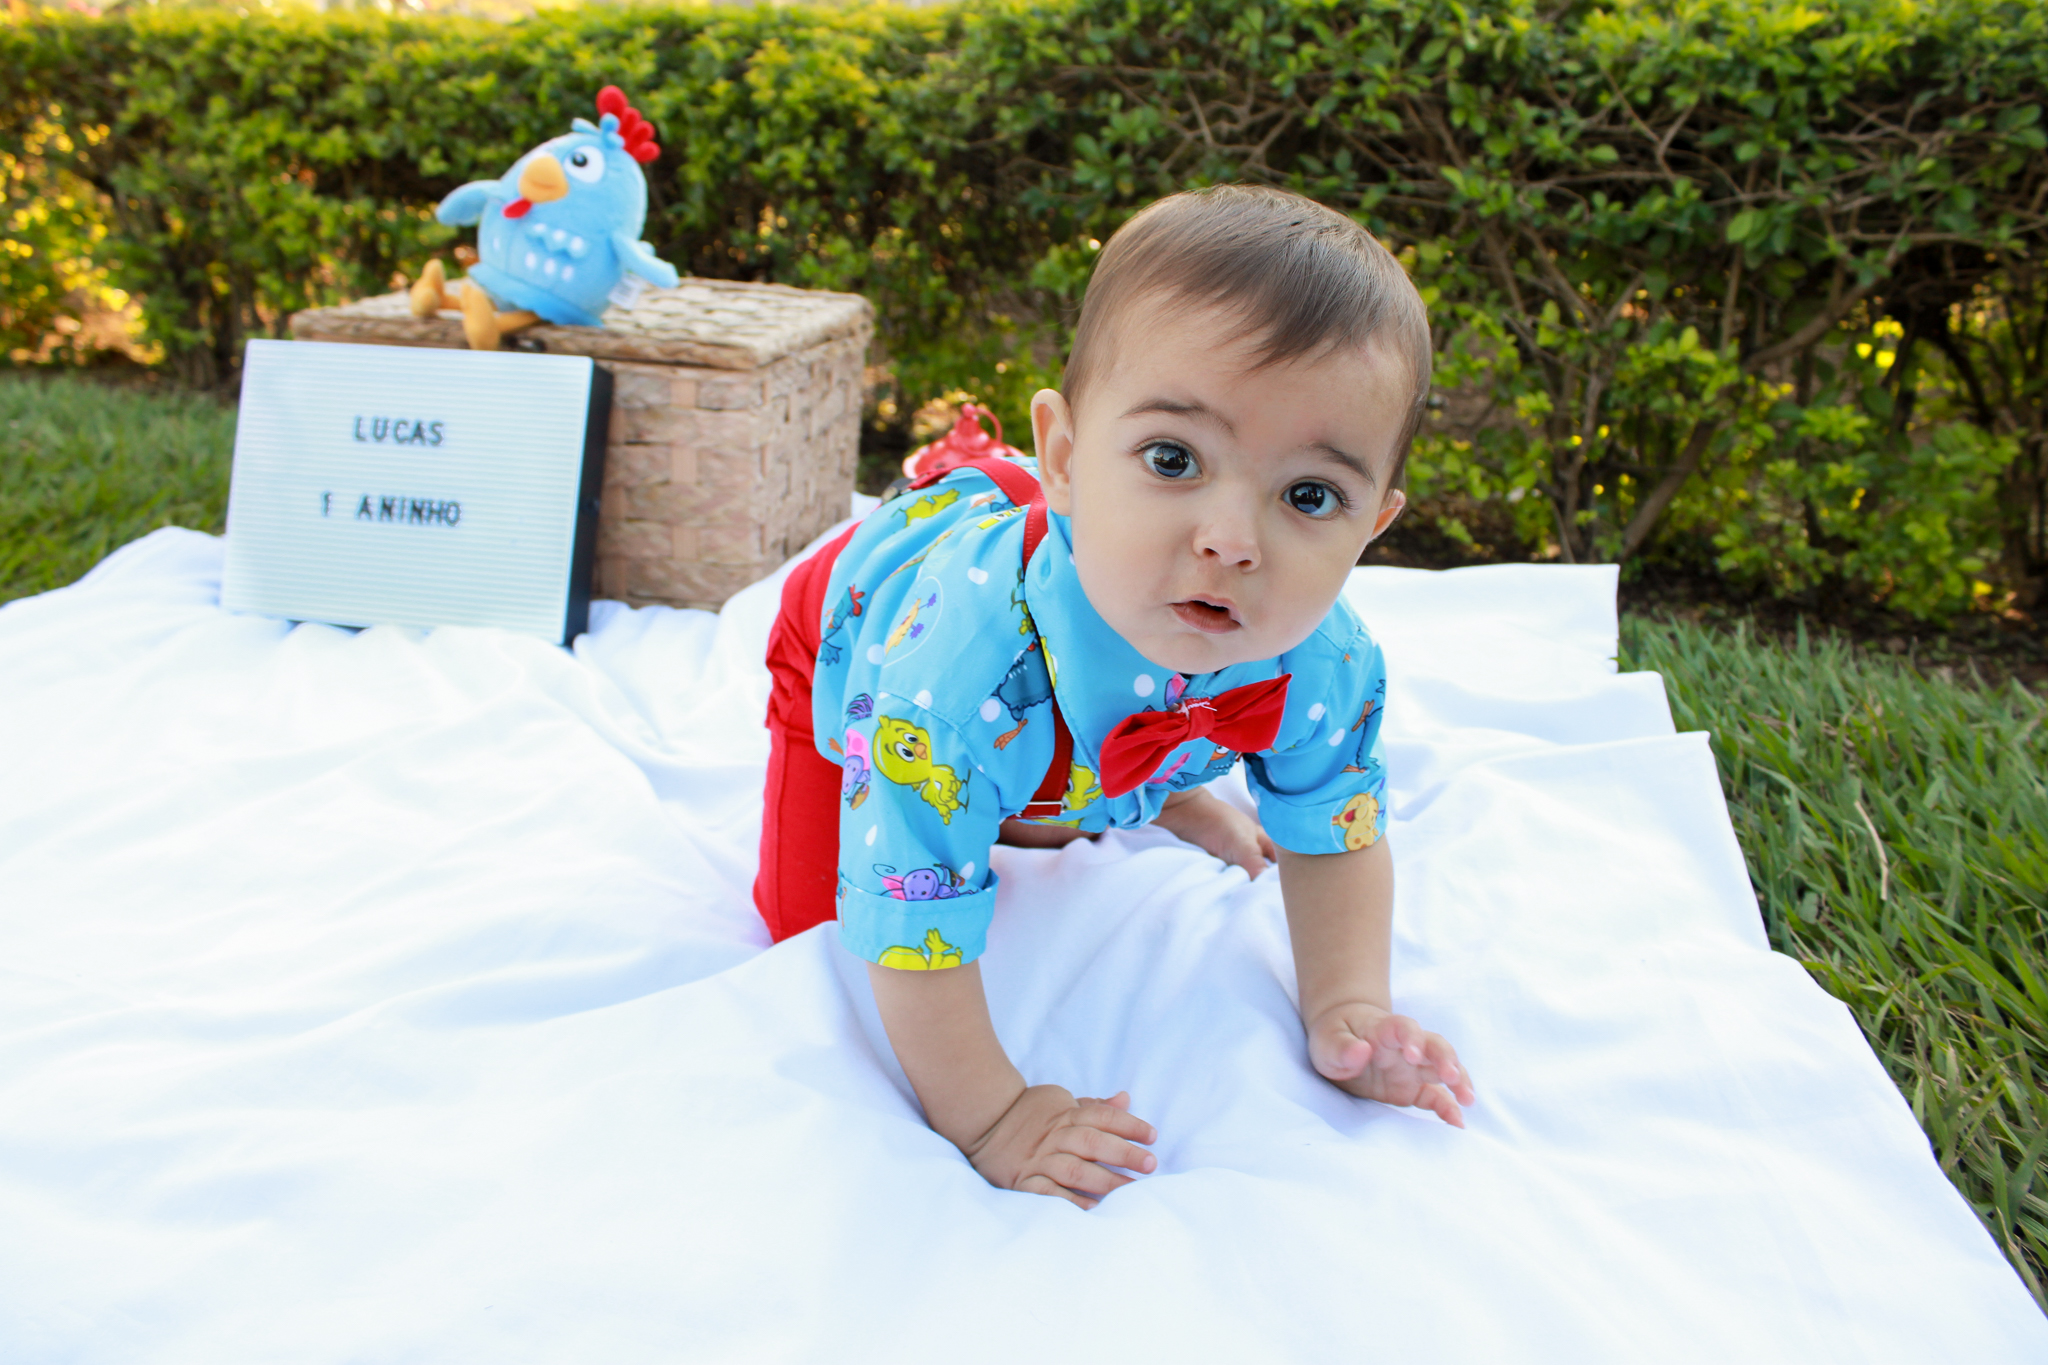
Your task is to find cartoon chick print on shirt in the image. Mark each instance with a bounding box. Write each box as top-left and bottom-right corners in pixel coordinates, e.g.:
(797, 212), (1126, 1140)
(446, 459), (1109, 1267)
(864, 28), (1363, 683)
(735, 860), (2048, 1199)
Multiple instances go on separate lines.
(898, 488), (959, 524)
(1062, 763), (1101, 813)
(1332, 791), (1381, 851)
(878, 928), (963, 971)
(1025, 762), (1101, 830)
(872, 716), (967, 823)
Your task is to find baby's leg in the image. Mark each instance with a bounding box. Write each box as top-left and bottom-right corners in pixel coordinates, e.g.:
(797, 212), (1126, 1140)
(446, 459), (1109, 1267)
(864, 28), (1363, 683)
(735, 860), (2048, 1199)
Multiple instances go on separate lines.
(997, 819), (1091, 849)
(756, 696), (842, 940)
(754, 528), (860, 942)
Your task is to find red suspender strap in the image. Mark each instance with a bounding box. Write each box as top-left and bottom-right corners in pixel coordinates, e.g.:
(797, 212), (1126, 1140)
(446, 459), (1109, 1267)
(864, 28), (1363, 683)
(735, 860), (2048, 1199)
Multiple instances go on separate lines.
(1022, 501), (1050, 566)
(1018, 697), (1074, 821)
(907, 456), (1070, 820)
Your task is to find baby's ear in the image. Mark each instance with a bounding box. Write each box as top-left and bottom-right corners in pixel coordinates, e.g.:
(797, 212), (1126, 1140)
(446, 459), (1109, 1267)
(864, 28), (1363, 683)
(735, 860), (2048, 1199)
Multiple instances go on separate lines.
(1031, 389), (1076, 514)
(1369, 489), (1407, 543)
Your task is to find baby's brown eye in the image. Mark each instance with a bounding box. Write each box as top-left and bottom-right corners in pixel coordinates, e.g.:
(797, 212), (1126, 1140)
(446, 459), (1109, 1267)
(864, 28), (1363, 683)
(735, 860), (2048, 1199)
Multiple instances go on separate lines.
(1287, 481), (1340, 518)
(1140, 442), (1197, 480)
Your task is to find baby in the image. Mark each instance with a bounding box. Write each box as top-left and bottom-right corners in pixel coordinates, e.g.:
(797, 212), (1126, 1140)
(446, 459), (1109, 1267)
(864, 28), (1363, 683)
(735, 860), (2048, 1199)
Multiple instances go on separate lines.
(754, 185), (1474, 1207)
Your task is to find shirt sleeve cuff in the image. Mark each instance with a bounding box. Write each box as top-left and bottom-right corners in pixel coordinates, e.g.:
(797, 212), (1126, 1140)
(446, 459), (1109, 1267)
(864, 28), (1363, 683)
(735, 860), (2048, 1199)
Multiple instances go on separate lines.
(1252, 777), (1388, 856)
(837, 880), (997, 969)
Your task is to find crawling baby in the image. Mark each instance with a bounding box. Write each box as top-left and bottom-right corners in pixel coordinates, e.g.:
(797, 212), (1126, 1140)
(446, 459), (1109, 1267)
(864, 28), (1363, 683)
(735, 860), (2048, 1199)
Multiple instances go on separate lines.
(753, 185), (1474, 1207)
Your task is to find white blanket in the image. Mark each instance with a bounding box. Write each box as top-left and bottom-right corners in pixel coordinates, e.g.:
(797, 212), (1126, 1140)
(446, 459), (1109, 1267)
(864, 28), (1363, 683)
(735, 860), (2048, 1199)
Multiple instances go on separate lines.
(0, 526), (2040, 1363)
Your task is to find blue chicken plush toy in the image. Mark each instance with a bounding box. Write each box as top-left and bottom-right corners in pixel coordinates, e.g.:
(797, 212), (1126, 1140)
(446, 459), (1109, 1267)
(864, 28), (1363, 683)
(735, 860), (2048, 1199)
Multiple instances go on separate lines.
(409, 87), (681, 350)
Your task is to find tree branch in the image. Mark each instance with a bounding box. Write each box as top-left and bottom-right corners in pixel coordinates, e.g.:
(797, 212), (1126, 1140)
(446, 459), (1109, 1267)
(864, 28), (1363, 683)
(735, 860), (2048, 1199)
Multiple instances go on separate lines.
(1620, 418), (1718, 559)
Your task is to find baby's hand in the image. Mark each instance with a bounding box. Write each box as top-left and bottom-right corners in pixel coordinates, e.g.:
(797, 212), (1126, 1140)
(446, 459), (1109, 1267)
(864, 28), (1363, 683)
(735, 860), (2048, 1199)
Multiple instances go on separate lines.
(1308, 1003), (1476, 1127)
(964, 1085), (1157, 1209)
(1154, 788), (1277, 877)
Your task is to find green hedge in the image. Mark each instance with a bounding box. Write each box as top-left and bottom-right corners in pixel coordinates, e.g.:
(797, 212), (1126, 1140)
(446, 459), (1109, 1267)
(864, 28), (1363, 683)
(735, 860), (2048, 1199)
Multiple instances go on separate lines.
(4, 0), (2045, 616)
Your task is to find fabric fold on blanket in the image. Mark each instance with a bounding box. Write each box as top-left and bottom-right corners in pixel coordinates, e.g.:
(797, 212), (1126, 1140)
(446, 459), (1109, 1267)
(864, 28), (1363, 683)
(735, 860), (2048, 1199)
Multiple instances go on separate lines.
(0, 526), (2041, 1363)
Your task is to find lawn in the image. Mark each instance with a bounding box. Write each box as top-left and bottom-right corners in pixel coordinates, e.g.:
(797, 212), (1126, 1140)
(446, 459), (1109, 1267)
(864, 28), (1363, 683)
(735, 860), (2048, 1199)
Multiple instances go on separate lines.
(4, 369), (2045, 1307)
(1625, 616), (2047, 1306)
(0, 372), (236, 604)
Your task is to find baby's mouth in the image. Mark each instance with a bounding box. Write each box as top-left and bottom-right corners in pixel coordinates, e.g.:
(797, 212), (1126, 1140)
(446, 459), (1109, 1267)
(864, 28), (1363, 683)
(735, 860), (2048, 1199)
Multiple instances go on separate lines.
(1171, 598), (1240, 634)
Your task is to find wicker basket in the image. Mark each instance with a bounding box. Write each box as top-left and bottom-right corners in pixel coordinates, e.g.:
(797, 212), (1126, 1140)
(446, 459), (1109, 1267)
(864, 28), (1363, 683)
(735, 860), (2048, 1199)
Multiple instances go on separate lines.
(290, 278), (873, 610)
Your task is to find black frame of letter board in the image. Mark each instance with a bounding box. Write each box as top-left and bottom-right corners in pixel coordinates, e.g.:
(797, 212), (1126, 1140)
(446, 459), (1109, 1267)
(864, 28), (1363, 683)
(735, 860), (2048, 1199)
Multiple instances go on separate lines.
(561, 361), (613, 646)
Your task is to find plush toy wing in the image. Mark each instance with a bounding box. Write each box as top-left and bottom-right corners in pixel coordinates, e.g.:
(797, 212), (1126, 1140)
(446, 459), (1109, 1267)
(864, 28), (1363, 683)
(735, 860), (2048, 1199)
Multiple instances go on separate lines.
(614, 234), (681, 288)
(436, 180), (503, 228)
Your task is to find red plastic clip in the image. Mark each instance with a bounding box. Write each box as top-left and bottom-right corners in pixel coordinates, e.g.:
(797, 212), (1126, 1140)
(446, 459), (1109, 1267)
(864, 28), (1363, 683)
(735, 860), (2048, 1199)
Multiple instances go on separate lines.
(901, 404), (1027, 482)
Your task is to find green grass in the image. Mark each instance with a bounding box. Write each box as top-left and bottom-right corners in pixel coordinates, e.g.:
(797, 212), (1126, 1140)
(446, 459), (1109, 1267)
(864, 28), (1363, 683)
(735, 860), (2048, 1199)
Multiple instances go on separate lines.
(0, 372), (235, 605)
(4, 371), (2044, 1309)
(1625, 617), (2048, 1308)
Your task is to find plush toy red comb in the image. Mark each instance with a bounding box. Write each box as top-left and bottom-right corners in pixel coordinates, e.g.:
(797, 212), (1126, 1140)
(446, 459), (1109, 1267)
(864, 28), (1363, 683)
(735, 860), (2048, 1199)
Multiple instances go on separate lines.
(597, 85), (661, 165)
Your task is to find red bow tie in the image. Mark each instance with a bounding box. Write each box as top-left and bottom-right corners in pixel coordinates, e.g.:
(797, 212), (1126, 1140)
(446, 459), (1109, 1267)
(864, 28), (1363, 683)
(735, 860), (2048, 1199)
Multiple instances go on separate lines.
(1097, 674), (1292, 798)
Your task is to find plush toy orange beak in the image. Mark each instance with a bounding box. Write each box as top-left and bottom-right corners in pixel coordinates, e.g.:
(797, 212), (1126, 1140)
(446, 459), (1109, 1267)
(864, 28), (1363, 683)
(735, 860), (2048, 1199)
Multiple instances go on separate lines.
(517, 154), (569, 205)
(502, 154), (571, 220)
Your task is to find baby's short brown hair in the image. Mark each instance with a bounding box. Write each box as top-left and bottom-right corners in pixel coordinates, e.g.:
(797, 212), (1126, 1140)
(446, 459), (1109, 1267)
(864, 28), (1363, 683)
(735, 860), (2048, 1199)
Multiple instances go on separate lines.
(1062, 185), (1433, 484)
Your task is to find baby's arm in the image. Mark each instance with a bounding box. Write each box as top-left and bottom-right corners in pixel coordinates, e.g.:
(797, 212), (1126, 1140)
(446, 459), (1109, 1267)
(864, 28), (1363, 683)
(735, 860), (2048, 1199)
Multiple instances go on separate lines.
(1003, 787), (1275, 873)
(1154, 787), (1277, 875)
(1279, 838), (1476, 1125)
(867, 959), (1157, 1208)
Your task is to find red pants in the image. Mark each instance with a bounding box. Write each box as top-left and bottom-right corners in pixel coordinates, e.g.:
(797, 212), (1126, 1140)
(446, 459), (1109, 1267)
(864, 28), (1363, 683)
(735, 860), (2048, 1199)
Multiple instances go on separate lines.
(754, 525), (860, 943)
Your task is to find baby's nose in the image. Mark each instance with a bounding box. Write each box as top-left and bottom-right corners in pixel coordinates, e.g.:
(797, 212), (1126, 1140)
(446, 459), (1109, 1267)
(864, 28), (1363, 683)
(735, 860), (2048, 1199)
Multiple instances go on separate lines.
(1192, 507), (1260, 569)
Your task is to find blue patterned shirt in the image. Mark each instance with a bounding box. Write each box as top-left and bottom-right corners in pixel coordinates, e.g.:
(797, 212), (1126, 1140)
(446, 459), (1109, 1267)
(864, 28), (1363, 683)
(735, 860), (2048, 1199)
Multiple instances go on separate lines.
(812, 458), (1389, 970)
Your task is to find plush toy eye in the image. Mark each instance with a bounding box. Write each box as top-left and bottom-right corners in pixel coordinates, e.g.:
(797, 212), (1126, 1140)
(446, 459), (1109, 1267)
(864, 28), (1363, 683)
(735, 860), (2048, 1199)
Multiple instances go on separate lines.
(564, 148), (605, 184)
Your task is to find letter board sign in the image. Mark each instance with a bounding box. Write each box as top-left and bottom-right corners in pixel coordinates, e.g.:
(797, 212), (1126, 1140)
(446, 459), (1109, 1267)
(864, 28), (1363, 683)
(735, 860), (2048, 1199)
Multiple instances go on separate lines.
(222, 340), (611, 645)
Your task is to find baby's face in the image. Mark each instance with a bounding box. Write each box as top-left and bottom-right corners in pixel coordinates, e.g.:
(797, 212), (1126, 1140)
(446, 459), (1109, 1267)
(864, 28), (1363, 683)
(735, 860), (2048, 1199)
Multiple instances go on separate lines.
(1033, 298), (1409, 675)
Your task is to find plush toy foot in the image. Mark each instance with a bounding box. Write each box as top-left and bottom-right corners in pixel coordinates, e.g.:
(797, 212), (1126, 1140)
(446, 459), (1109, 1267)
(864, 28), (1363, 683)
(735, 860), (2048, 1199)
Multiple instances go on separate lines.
(458, 280), (504, 349)
(456, 280), (540, 351)
(410, 259), (450, 319)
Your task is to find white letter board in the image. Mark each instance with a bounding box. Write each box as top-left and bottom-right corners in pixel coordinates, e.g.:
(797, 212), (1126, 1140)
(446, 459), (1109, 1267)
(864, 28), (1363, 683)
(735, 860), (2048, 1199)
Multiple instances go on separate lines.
(222, 340), (611, 645)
